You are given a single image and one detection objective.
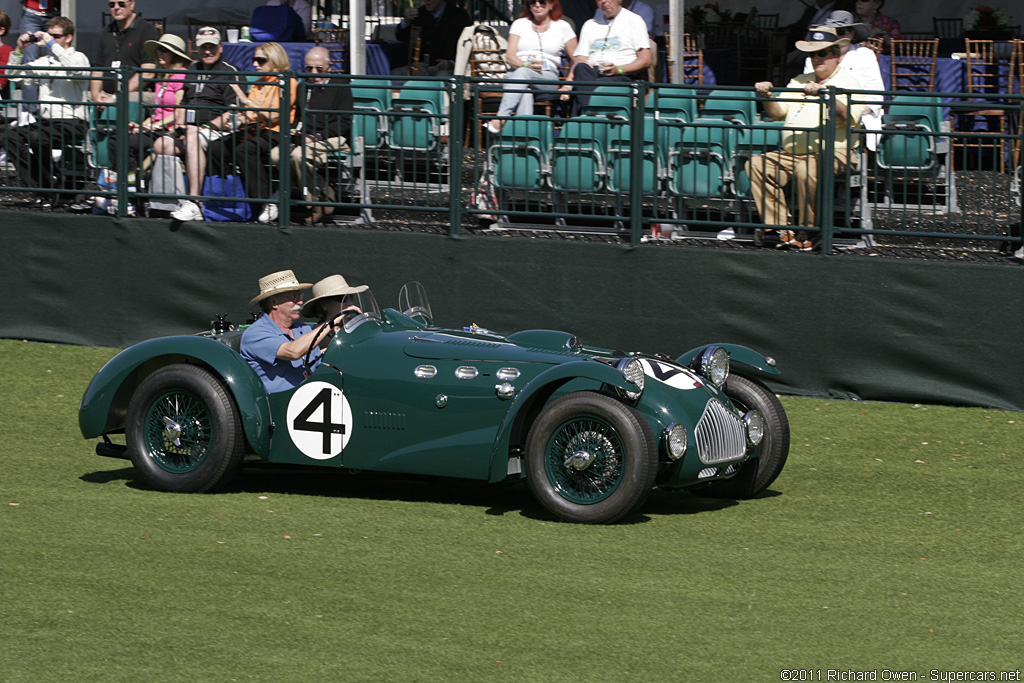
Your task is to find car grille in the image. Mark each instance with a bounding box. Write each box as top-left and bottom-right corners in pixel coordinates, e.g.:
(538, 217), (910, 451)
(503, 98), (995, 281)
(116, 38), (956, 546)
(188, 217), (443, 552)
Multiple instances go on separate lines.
(695, 399), (747, 464)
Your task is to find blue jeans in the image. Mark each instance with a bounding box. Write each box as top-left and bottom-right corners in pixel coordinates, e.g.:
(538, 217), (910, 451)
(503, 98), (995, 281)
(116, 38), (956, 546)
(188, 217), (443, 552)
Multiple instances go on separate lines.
(496, 65), (561, 117)
(19, 9), (51, 114)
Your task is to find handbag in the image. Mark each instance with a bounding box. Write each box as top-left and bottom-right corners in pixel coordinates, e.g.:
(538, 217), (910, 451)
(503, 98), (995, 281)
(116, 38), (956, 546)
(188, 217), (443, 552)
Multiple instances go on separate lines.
(203, 174), (253, 222)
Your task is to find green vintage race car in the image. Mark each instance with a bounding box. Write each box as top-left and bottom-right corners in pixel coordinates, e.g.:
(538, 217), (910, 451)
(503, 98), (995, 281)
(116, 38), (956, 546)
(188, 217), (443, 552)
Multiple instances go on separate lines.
(79, 283), (790, 523)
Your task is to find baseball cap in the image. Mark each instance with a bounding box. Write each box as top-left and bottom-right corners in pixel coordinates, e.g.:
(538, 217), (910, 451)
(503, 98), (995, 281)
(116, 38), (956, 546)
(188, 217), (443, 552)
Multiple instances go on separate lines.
(195, 26), (222, 47)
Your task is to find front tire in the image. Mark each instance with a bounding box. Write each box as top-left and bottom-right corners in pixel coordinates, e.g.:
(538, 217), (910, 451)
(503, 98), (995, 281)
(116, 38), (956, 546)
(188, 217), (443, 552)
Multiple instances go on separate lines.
(700, 375), (789, 499)
(126, 364), (245, 493)
(525, 391), (657, 524)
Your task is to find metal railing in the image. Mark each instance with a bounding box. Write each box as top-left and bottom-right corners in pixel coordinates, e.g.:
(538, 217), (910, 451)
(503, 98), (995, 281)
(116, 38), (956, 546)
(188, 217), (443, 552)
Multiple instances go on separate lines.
(2, 66), (1022, 255)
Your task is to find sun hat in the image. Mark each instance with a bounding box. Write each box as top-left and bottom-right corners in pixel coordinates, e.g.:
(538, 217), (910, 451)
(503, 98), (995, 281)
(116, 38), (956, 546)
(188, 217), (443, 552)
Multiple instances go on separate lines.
(795, 26), (851, 53)
(195, 26), (223, 47)
(301, 274), (370, 318)
(820, 10), (873, 43)
(249, 269), (313, 306)
(145, 34), (191, 62)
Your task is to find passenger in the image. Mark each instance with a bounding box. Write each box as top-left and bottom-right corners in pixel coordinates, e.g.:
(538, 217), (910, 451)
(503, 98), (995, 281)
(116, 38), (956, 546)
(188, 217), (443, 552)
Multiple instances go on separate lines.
(209, 41), (297, 224)
(487, 0), (577, 135)
(3, 16), (90, 195)
(89, 0), (160, 104)
(560, 0), (651, 115)
(269, 46), (352, 225)
(300, 274), (369, 323)
(167, 27), (243, 222)
(748, 26), (865, 251)
(240, 270), (339, 393)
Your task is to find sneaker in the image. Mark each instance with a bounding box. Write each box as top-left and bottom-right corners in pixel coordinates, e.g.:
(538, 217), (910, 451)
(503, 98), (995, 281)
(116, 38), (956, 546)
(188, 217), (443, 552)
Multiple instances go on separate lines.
(792, 231), (818, 252)
(1013, 245), (1023, 262)
(258, 203), (279, 224)
(716, 227), (735, 241)
(171, 200), (203, 222)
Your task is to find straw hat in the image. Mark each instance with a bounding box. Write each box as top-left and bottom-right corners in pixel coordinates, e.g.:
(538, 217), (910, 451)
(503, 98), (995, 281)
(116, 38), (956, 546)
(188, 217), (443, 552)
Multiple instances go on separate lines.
(301, 274), (369, 318)
(795, 26), (850, 53)
(145, 34), (191, 62)
(249, 269), (313, 306)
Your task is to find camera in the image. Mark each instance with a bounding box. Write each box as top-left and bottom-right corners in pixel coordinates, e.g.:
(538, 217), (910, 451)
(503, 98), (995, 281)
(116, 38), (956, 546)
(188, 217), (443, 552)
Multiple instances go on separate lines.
(27, 35), (40, 43)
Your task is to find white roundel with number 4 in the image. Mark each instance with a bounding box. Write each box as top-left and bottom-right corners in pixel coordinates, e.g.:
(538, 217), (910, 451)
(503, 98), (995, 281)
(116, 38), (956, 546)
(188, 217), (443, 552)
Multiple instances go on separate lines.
(286, 381), (353, 460)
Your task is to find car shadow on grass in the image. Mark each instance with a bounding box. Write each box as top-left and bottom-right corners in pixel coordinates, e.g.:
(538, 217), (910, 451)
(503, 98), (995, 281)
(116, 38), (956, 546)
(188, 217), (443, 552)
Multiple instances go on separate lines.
(82, 463), (768, 524)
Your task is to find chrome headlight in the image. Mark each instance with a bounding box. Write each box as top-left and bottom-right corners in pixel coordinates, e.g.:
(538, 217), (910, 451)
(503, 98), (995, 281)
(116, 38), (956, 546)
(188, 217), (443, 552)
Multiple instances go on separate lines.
(743, 410), (765, 446)
(697, 346), (730, 388)
(616, 357), (645, 400)
(662, 423), (687, 460)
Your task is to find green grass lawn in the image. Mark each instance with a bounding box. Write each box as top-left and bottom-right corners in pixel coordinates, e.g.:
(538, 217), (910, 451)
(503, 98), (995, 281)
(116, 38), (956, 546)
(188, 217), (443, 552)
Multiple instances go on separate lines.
(1, 339), (1021, 682)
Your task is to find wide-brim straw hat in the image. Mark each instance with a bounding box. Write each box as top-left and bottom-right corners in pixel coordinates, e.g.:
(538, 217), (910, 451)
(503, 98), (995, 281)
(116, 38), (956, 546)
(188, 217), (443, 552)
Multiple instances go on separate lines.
(795, 26), (851, 53)
(249, 269), (313, 306)
(145, 34), (191, 62)
(301, 274), (369, 318)
(820, 10), (873, 43)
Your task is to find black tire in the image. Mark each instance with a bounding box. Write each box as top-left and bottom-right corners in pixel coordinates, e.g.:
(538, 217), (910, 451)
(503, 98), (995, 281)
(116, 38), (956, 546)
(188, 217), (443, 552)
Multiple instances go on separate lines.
(525, 391), (658, 524)
(126, 364), (245, 493)
(700, 375), (790, 499)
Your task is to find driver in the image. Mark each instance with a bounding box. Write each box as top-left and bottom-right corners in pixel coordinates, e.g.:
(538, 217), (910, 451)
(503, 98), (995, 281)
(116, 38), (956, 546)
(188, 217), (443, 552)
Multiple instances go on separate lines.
(240, 269), (338, 393)
(300, 274), (368, 323)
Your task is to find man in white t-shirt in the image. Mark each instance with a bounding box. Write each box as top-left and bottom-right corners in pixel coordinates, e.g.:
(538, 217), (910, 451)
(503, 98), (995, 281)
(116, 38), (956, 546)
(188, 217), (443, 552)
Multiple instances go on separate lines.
(563, 0), (650, 115)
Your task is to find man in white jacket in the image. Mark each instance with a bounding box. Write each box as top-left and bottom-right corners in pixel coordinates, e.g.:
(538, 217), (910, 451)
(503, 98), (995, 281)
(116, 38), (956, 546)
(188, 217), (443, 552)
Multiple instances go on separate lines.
(3, 15), (90, 191)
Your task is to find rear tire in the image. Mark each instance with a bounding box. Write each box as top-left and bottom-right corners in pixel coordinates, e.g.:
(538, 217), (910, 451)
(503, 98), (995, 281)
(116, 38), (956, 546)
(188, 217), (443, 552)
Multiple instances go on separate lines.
(525, 391), (657, 523)
(126, 364), (244, 493)
(700, 375), (789, 499)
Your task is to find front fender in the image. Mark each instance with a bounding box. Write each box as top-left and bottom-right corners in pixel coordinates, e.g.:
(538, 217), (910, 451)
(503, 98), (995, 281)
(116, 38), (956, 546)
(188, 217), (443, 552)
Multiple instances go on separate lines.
(486, 359), (636, 482)
(78, 335), (272, 457)
(676, 343), (780, 378)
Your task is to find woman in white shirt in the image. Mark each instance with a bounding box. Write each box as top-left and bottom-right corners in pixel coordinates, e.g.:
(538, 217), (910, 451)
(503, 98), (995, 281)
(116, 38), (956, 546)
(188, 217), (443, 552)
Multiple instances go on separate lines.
(487, 0), (577, 134)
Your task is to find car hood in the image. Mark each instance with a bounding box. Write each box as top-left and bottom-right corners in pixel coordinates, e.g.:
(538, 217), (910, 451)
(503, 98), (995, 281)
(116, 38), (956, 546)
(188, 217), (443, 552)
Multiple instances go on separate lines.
(403, 330), (594, 365)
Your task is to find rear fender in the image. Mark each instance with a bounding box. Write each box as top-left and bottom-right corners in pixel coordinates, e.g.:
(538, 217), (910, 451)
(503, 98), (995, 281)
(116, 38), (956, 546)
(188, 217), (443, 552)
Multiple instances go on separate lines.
(676, 343), (780, 378)
(79, 336), (272, 457)
(486, 360), (637, 482)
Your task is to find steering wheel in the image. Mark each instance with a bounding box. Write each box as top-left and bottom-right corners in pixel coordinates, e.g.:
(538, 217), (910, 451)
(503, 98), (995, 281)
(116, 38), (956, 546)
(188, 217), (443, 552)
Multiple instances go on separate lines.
(301, 309), (361, 377)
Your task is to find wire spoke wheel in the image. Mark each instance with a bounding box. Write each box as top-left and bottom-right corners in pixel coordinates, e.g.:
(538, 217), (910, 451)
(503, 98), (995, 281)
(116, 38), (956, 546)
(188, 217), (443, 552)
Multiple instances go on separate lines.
(142, 389), (214, 473)
(544, 416), (625, 504)
(526, 391), (656, 524)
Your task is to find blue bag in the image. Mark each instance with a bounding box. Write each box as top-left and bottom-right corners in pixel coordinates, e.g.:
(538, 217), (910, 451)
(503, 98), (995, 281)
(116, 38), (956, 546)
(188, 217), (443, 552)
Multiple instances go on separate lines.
(203, 174), (252, 222)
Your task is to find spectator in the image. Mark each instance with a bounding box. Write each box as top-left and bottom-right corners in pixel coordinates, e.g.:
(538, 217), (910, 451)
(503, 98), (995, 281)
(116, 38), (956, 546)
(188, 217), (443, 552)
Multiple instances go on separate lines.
(856, 0), (901, 43)
(0, 11), (13, 98)
(14, 0), (61, 111)
(209, 42), (297, 224)
(803, 12), (883, 150)
(269, 46), (352, 225)
(89, 0), (160, 104)
(168, 27), (242, 222)
(240, 269), (324, 393)
(487, 0), (578, 134)
(3, 16), (90, 195)
(785, 0), (856, 71)
(107, 33), (189, 175)
(591, 0), (654, 34)
(395, 0), (471, 76)
(264, 0), (311, 40)
(562, 0), (650, 114)
(748, 26), (865, 251)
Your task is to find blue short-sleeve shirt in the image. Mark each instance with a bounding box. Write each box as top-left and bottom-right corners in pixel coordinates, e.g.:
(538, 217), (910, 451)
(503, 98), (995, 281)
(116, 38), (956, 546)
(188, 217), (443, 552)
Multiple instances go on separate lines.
(240, 314), (319, 393)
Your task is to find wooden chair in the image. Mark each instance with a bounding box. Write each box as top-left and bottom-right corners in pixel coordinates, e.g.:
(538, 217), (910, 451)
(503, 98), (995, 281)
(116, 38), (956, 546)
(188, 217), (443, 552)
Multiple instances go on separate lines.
(959, 39), (1011, 171)
(753, 13), (779, 29)
(862, 35), (885, 58)
(666, 33), (704, 85)
(1011, 39), (1024, 166)
(735, 27), (788, 85)
(314, 28), (348, 73)
(890, 38), (939, 91)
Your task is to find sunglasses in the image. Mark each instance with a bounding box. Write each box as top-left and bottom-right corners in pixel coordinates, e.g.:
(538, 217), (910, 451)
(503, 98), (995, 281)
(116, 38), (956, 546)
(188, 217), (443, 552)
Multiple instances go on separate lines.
(304, 65), (327, 72)
(528, 0), (549, 5)
(253, 56), (269, 65)
(108, 1), (128, 7)
(48, 32), (65, 38)
(811, 49), (835, 58)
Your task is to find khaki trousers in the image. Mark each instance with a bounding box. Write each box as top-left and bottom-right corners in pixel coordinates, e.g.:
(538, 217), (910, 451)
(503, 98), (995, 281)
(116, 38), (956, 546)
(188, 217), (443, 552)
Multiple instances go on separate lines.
(270, 135), (350, 201)
(747, 150), (847, 227)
